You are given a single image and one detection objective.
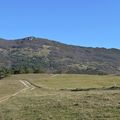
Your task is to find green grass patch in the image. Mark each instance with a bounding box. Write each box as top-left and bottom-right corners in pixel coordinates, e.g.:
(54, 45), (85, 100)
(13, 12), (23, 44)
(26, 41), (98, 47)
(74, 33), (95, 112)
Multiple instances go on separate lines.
(15, 74), (120, 89)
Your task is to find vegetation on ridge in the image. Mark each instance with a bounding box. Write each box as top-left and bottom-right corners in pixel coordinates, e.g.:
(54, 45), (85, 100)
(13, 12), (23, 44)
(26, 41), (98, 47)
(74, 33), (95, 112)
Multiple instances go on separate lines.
(0, 37), (120, 78)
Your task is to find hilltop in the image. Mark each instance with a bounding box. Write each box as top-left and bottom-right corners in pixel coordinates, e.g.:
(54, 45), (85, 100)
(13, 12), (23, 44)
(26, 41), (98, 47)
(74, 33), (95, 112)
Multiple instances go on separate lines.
(0, 36), (120, 75)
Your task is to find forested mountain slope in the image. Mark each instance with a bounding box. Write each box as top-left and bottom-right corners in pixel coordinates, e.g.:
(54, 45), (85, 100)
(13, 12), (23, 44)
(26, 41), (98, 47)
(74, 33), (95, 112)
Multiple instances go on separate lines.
(0, 36), (120, 75)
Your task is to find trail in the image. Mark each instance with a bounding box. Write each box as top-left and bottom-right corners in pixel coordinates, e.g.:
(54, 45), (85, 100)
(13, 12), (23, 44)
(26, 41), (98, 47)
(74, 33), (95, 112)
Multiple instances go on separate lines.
(0, 74), (58, 103)
(0, 80), (35, 103)
(51, 74), (58, 77)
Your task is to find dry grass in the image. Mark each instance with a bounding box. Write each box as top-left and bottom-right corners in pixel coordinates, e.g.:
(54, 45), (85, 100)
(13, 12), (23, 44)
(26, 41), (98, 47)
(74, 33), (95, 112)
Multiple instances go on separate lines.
(0, 74), (120, 120)
(14, 74), (120, 89)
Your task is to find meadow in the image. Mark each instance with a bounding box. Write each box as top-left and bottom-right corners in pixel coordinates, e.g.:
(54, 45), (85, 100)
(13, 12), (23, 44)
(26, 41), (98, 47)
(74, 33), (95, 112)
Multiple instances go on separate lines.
(0, 74), (120, 120)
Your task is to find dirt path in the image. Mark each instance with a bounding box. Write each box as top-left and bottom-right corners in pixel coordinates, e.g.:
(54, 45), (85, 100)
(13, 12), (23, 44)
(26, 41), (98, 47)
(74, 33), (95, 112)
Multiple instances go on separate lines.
(0, 74), (58, 103)
(51, 74), (58, 77)
(0, 80), (35, 103)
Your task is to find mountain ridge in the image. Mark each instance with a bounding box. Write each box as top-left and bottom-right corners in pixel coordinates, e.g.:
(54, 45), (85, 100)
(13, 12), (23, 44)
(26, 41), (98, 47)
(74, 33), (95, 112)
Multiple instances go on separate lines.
(0, 36), (120, 76)
(0, 36), (120, 50)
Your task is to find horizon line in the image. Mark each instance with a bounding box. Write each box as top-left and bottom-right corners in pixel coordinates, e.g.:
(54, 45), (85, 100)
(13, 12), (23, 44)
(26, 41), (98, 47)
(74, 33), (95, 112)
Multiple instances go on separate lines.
(0, 36), (119, 50)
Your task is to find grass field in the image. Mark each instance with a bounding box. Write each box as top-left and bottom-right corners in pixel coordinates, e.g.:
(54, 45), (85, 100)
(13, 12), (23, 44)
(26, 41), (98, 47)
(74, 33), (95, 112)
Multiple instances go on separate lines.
(0, 74), (120, 120)
(12, 74), (120, 89)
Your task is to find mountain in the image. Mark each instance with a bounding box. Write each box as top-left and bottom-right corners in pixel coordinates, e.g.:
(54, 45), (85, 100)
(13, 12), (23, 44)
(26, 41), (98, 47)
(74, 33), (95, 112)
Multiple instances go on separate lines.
(0, 36), (120, 75)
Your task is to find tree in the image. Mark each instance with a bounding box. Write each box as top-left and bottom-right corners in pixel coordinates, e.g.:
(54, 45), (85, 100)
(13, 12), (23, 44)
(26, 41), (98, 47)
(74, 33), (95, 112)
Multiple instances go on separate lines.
(0, 67), (10, 79)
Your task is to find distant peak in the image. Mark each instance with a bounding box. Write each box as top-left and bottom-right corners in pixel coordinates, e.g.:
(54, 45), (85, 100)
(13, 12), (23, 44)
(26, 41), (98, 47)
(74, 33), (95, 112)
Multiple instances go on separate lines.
(24, 36), (36, 41)
(26, 36), (36, 40)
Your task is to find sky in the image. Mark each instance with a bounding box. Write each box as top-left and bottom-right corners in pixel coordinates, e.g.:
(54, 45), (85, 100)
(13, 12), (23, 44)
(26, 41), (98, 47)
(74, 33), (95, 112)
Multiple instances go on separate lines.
(0, 0), (120, 48)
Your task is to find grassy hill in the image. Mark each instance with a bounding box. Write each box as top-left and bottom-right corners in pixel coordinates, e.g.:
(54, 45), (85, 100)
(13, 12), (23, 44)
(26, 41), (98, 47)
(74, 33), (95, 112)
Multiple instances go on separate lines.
(0, 74), (120, 120)
(0, 36), (120, 75)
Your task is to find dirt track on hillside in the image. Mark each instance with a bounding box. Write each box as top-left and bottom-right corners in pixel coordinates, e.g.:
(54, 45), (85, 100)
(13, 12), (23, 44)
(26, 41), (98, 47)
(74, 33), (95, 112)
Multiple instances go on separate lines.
(0, 80), (35, 103)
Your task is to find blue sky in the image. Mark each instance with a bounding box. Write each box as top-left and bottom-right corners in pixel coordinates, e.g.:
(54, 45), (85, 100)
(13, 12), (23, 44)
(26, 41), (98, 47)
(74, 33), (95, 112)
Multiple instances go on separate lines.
(0, 0), (120, 48)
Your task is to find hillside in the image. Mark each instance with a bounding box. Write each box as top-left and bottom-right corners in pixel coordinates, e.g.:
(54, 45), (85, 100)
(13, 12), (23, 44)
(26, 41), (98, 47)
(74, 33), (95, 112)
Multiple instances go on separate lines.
(0, 36), (120, 75)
